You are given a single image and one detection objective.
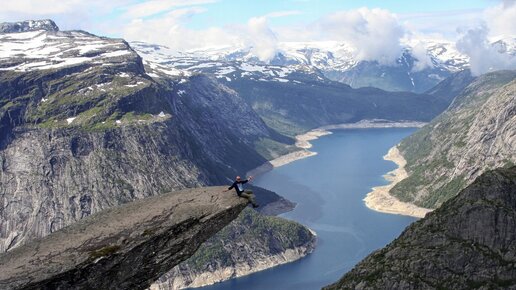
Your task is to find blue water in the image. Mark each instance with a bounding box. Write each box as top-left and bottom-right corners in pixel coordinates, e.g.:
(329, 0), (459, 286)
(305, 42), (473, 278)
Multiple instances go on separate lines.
(200, 128), (417, 290)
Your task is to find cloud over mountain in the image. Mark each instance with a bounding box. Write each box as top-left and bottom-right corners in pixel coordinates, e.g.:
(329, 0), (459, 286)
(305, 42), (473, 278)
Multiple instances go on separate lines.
(246, 17), (279, 62)
(315, 8), (405, 65)
(457, 24), (516, 76)
(3, 1), (515, 74)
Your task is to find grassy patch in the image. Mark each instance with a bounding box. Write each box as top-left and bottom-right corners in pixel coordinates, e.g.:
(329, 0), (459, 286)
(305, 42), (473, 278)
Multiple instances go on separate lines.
(254, 138), (297, 160)
(89, 245), (121, 259)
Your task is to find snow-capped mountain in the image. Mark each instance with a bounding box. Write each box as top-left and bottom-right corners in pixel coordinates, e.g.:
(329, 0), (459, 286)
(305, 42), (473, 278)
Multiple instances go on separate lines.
(0, 23), (140, 73)
(132, 37), (515, 93)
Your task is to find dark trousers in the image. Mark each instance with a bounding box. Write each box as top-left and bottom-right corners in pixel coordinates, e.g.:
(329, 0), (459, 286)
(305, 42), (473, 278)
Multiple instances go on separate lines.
(239, 190), (258, 206)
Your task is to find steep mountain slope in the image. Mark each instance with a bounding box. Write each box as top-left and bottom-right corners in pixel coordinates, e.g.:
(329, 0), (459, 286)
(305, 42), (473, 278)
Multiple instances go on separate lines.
(0, 20), (286, 252)
(424, 69), (475, 102)
(227, 77), (449, 136)
(325, 166), (516, 290)
(390, 70), (516, 208)
(328, 48), (462, 93)
(152, 208), (316, 289)
(0, 20), (316, 289)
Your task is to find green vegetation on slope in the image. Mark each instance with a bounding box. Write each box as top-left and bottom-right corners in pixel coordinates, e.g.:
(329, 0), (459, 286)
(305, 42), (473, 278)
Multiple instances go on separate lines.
(227, 76), (452, 137)
(174, 207), (315, 272)
(390, 70), (516, 208)
(254, 137), (298, 160)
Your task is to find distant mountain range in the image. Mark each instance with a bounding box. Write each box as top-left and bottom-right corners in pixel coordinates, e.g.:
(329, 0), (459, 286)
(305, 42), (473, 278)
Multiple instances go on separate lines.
(132, 36), (515, 93)
(132, 41), (461, 137)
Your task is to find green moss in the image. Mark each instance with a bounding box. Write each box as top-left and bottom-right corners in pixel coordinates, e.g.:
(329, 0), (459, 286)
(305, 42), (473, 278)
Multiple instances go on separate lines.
(1, 101), (16, 111)
(38, 118), (60, 128)
(121, 112), (154, 122)
(89, 245), (121, 259)
(142, 228), (158, 237)
(261, 116), (307, 137)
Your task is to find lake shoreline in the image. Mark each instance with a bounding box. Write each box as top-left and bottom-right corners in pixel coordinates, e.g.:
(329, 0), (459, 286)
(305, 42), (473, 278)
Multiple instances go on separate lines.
(363, 146), (433, 218)
(247, 120), (427, 178)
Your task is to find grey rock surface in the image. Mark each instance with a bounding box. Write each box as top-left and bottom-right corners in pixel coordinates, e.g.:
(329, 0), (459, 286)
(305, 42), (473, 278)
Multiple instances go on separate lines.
(152, 208), (316, 289)
(0, 24), (277, 252)
(0, 19), (59, 33)
(325, 166), (516, 290)
(0, 186), (247, 290)
(391, 70), (516, 208)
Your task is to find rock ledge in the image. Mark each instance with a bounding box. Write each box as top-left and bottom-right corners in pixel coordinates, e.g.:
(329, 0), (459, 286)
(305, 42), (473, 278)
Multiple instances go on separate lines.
(0, 186), (247, 290)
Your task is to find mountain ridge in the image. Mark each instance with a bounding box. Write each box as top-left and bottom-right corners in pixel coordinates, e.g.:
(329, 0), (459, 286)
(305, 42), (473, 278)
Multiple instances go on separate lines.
(0, 19), (59, 33)
(132, 36), (515, 93)
(390, 70), (516, 208)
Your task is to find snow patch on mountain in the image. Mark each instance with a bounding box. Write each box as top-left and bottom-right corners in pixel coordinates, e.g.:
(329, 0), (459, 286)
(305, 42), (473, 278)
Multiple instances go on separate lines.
(0, 29), (138, 72)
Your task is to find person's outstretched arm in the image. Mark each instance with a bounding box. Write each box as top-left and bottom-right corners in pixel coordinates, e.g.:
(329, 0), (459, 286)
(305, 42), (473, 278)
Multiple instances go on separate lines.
(226, 182), (236, 191)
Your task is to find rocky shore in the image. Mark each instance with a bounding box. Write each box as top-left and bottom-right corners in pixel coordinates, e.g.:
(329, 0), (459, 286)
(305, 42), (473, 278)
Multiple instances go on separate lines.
(149, 208), (317, 289)
(363, 146), (432, 218)
(151, 240), (316, 289)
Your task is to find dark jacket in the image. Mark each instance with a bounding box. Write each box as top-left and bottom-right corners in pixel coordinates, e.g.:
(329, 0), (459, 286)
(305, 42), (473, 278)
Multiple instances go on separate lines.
(228, 179), (248, 195)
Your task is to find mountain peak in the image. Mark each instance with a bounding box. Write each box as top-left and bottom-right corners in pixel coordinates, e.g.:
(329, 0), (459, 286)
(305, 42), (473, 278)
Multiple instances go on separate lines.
(0, 19), (59, 33)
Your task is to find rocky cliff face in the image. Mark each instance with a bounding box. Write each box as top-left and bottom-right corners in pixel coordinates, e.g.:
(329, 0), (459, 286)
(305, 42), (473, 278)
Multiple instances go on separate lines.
(325, 166), (516, 290)
(0, 22), (283, 252)
(390, 70), (516, 208)
(0, 186), (247, 290)
(151, 208), (316, 289)
(0, 20), (315, 289)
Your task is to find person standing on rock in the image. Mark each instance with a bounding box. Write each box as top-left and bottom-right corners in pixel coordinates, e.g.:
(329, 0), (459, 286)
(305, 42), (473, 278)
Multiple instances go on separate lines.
(225, 175), (259, 208)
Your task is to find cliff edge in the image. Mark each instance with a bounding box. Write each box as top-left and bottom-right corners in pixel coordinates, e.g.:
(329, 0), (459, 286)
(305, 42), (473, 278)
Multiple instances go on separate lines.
(0, 186), (247, 290)
(325, 166), (516, 289)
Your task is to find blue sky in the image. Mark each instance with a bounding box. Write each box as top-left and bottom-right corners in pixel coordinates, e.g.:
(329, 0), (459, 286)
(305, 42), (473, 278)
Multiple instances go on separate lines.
(179, 0), (492, 29)
(0, 0), (513, 51)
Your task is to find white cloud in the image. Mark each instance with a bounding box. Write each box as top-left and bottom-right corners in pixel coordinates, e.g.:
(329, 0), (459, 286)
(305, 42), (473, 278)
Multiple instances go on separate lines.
(122, 8), (239, 51)
(315, 8), (405, 65)
(456, 24), (516, 75)
(399, 10), (483, 39)
(245, 17), (278, 62)
(122, 8), (296, 61)
(410, 43), (434, 71)
(484, 1), (516, 36)
(1, 0), (94, 14)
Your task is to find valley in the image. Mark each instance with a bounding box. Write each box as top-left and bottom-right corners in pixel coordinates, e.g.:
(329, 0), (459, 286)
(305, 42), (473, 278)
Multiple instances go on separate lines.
(0, 15), (515, 290)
